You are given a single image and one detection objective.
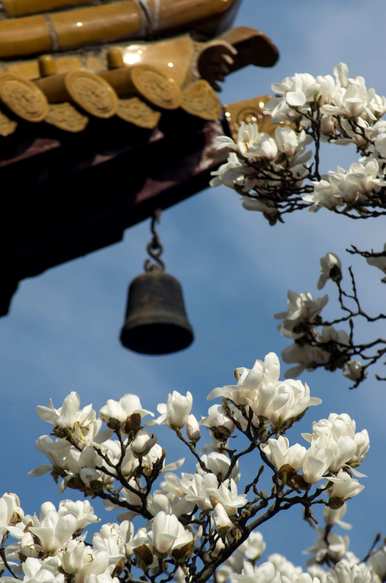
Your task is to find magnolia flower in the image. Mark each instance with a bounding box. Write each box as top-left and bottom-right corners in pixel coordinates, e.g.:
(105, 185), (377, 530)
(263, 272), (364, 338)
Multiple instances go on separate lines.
(157, 475), (195, 517)
(0, 493), (24, 538)
(208, 357), (266, 406)
(152, 391), (193, 428)
(36, 392), (96, 433)
(182, 473), (246, 515)
(62, 539), (109, 582)
(16, 557), (64, 583)
(210, 353), (320, 429)
(131, 430), (157, 457)
(256, 376), (321, 428)
(266, 72), (320, 124)
(317, 253), (342, 289)
(282, 343), (330, 378)
(302, 413), (370, 470)
(234, 532), (266, 564)
(235, 122), (261, 157)
(201, 404), (235, 439)
(222, 531), (266, 582)
(231, 560), (278, 583)
(232, 557), (316, 583)
(29, 502), (80, 554)
(308, 565), (330, 583)
(183, 473), (220, 511)
(266, 554), (303, 579)
(100, 394), (152, 427)
(150, 512), (193, 556)
(210, 152), (247, 188)
(261, 436), (306, 472)
(93, 521), (133, 563)
(302, 435), (334, 484)
(58, 500), (99, 531)
(306, 531), (350, 564)
(324, 503), (351, 530)
(274, 127), (305, 157)
(253, 134), (278, 161)
(318, 325), (349, 348)
(369, 547), (386, 580)
(305, 158), (386, 211)
(328, 470), (365, 502)
(328, 558), (380, 583)
(215, 480), (247, 515)
(224, 122), (279, 161)
(275, 292), (329, 339)
(212, 503), (234, 533)
(199, 452), (239, 482)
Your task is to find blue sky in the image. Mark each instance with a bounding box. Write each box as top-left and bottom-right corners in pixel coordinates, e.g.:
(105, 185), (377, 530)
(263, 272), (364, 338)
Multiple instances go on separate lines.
(1, 0), (386, 569)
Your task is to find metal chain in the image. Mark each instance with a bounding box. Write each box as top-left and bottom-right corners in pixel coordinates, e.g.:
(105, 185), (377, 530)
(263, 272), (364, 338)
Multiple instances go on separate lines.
(144, 210), (165, 272)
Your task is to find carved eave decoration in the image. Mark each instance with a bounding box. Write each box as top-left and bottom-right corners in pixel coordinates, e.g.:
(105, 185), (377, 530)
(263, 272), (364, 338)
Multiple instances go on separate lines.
(0, 1), (280, 318)
(0, 0), (278, 137)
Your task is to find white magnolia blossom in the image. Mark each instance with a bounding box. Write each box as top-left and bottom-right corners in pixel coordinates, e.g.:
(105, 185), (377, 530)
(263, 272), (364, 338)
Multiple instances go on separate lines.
(36, 393), (103, 450)
(328, 470), (365, 502)
(261, 436), (306, 473)
(148, 511), (193, 556)
(231, 554), (319, 583)
(1, 350), (373, 583)
(152, 390), (193, 428)
(61, 539), (115, 583)
(307, 530), (350, 565)
(185, 413), (201, 443)
(29, 500), (98, 554)
(92, 521), (133, 563)
(282, 343), (330, 378)
(100, 394), (153, 427)
(266, 63), (386, 129)
(209, 352), (321, 429)
(304, 158), (386, 212)
(213, 503), (234, 533)
(302, 413), (370, 470)
(324, 503), (351, 530)
(327, 558), (380, 583)
(199, 451), (240, 482)
(130, 430), (157, 457)
(0, 493), (24, 539)
(318, 326), (349, 348)
(211, 116), (312, 225)
(12, 557), (64, 583)
(369, 546), (386, 580)
(275, 292), (328, 340)
(211, 62), (386, 232)
(317, 253), (342, 289)
(201, 404), (235, 439)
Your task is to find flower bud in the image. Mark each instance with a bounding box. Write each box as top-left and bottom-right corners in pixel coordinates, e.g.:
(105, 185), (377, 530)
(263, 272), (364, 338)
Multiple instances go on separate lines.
(213, 503), (233, 534)
(186, 414), (200, 443)
(131, 431), (157, 457)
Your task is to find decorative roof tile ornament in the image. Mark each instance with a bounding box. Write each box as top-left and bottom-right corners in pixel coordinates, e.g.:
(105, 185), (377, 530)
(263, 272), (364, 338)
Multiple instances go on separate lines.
(0, 0), (280, 318)
(0, 0), (278, 134)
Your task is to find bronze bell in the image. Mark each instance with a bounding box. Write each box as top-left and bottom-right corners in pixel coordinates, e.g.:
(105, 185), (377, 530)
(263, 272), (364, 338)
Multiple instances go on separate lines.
(120, 270), (194, 355)
(120, 211), (194, 355)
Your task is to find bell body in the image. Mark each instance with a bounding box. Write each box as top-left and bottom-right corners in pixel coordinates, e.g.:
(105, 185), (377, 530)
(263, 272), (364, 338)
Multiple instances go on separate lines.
(120, 270), (194, 355)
